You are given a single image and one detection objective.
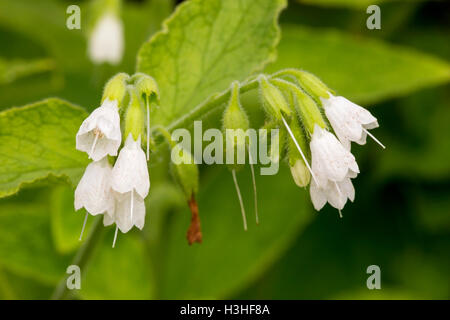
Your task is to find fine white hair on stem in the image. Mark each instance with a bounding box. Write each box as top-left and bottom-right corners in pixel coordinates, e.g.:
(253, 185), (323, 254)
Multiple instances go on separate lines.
(112, 226), (119, 248)
(79, 212), (89, 241)
(281, 115), (318, 185)
(231, 169), (247, 231)
(248, 150), (259, 225)
(363, 128), (385, 149)
(146, 97), (150, 161)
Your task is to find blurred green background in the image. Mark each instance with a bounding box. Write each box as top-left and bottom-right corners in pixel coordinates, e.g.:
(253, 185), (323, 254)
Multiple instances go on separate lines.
(0, 0), (449, 299)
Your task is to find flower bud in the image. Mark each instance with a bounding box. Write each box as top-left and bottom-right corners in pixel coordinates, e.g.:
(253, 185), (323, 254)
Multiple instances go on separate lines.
(271, 78), (327, 134)
(170, 146), (199, 200)
(223, 82), (249, 171)
(258, 75), (291, 121)
(288, 116), (311, 187)
(102, 72), (130, 104)
(289, 69), (331, 99)
(124, 88), (144, 141)
(134, 73), (160, 103)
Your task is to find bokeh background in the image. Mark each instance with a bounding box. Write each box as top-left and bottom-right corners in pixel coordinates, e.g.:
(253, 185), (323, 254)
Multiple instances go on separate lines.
(0, 0), (449, 299)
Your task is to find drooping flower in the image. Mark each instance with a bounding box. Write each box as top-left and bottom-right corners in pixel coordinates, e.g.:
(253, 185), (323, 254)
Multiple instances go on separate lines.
(310, 177), (355, 212)
(321, 94), (383, 150)
(76, 98), (121, 161)
(74, 157), (115, 216)
(309, 124), (359, 211)
(110, 134), (150, 233)
(88, 13), (124, 65)
(310, 124), (359, 187)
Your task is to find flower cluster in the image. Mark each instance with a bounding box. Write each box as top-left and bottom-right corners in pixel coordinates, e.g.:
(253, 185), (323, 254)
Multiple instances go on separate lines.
(221, 69), (384, 219)
(74, 73), (157, 246)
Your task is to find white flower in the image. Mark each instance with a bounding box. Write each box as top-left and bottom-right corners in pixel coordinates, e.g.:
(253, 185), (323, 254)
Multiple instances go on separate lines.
(74, 157), (115, 216)
(310, 125), (359, 187)
(110, 134), (150, 233)
(76, 99), (121, 161)
(309, 125), (359, 212)
(88, 13), (124, 65)
(321, 94), (381, 150)
(310, 177), (355, 211)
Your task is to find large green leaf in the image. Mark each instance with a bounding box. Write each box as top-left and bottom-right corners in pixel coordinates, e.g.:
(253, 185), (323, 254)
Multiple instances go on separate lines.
(297, 0), (419, 9)
(0, 98), (88, 198)
(137, 0), (287, 126)
(159, 165), (312, 299)
(266, 25), (450, 104)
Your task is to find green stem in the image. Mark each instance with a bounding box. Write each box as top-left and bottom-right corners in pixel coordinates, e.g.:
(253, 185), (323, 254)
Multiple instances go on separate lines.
(165, 78), (260, 132)
(50, 215), (104, 300)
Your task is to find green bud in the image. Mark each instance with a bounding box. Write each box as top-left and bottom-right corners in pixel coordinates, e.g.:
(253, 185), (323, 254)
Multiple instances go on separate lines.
(134, 73), (160, 104)
(102, 72), (130, 104)
(269, 126), (286, 164)
(287, 116), (310, 187)
(289, 69), (331, 99)
(223, 82), (249, 171)
(272, 78), (327, 134)
(290, 159), (311, 187)
(124, 87), (144, 140)
(259, 75), (291, 120)
(171, 146), (199, 200)
(223, 82), (249, 131)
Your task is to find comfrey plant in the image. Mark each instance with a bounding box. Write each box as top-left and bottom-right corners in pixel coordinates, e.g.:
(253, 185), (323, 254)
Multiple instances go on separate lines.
(75, 73), (159, 247)
(74, 67), (383, 246)
(215, 69), (384, 228)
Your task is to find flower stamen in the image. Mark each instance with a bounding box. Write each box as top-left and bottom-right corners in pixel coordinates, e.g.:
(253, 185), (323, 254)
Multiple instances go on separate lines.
(231, 169), (247, 231)
(88, 129), (102, 159)
(146, 98), (150, 161)
(112, 225), (119, 248)
(79, 212), (89, 241)
(249, 151), (259, 225)
(362, 128), (385, 149)
(281, 115), (318, 185)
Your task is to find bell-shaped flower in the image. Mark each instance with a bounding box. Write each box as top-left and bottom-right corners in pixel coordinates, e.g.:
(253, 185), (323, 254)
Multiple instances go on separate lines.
(321, 94), (380, 150)
(111, 134), (150, 233)
(310, 124), (359, 188)
(74, 157), (115, 216)
(76, 99), (121, 161)
(88, 13), (124, 65)
(310, 177), (355, 211)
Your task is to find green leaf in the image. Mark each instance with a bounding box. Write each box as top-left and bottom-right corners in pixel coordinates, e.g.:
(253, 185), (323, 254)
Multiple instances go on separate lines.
(0, 98), (89, 198)
(0, 201), (71, 284)
(297, 0), (419, 9)
(159, 166), (312, 299)
(137, 0), (287, 126)
(80, 231), (155, 299)
(0, 57), (55, 85)
(266, 25), (450, 104)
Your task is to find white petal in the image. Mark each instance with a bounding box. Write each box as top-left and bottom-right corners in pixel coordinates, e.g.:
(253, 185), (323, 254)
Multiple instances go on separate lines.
(339, 178), (355, 202)
(74, 157), (115, 215)
(76, 99), (121, 160)
(310, 179), (327, 211)
(88, 13), (124, 65)
(325, 181), (347, 210)
(111, 134), (150, 198)
(115, 191), (146, 233)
